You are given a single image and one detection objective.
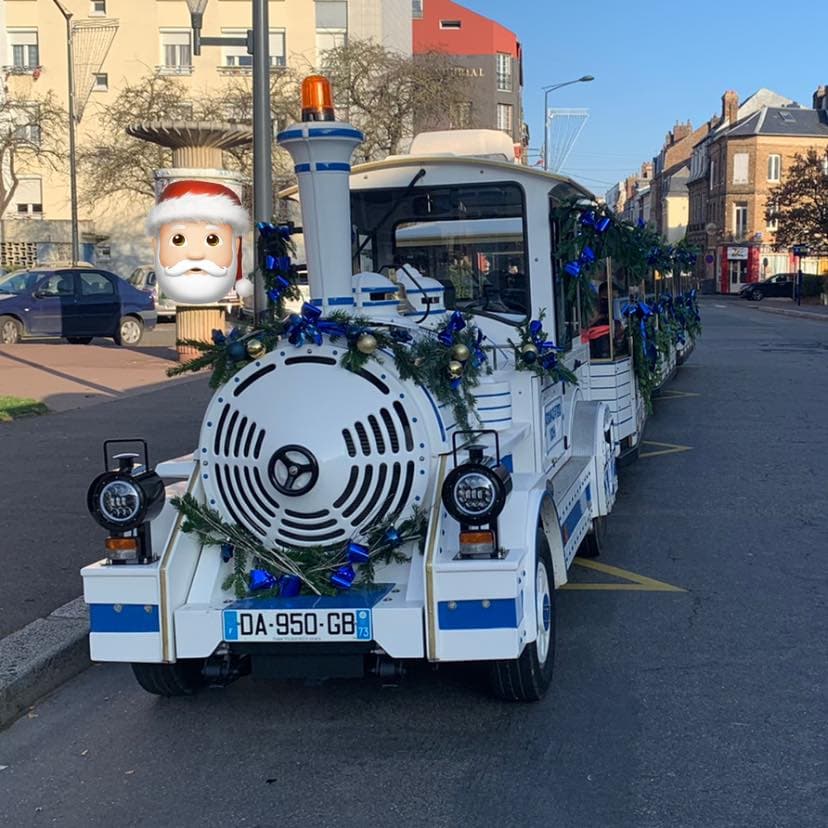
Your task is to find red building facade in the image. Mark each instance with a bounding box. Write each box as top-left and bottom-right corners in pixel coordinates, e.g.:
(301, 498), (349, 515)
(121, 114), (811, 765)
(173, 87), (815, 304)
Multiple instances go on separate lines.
(413, 0), (525, 153)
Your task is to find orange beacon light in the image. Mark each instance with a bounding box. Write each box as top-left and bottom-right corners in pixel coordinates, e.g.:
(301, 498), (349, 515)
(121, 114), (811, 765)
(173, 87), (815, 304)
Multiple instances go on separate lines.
(301, 75), (336, 122)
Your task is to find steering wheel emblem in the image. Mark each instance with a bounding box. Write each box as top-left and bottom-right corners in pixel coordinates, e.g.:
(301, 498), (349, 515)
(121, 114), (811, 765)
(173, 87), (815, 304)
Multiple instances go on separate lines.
(268, 445), (319, 497)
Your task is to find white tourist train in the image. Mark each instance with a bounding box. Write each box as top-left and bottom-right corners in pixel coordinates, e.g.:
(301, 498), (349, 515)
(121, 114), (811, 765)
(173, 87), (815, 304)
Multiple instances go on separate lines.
(81, 78), (694, 701)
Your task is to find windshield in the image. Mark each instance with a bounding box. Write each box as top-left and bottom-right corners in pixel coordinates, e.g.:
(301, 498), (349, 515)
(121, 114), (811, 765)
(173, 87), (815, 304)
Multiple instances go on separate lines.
(0, 271), (38, 295)
(350, 181), (529, 317)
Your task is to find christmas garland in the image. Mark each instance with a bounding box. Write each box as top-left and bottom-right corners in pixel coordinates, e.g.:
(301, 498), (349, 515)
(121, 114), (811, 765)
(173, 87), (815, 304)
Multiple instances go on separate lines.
(173, 492), (427, 598)
(509, 311), (578, 386)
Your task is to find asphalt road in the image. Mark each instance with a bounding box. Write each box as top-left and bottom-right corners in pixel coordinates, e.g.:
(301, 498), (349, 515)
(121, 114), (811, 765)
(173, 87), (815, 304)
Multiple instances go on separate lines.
(0, 374), (214, 636)
(1, 301), (827, 827)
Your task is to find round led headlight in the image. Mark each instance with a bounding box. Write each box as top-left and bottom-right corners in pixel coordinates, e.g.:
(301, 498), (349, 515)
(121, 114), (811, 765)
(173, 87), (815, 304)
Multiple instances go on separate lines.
(441, 462), (511, 524)
(87, 470), (165, 532)
(99, 478), (142, 525)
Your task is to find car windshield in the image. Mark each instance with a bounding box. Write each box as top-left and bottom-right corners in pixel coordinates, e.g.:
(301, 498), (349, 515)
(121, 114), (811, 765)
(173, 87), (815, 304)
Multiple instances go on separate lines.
(350, 181), (530, 319)
(0, 271), (38, 295)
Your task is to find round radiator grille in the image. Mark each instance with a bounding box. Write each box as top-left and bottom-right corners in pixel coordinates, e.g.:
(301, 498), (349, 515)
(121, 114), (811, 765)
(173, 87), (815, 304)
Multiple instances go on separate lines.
(198, 347), (431, 548)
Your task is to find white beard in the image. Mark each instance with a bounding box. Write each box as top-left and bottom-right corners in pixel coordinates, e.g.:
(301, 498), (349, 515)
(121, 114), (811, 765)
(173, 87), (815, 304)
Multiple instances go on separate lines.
(155, 252), (236, 305)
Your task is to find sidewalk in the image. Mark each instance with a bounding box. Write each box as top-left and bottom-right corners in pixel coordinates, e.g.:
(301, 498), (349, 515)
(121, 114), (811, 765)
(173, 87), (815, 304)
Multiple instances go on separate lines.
(0, 330), (189, 413)
(742, 297), (828, 322)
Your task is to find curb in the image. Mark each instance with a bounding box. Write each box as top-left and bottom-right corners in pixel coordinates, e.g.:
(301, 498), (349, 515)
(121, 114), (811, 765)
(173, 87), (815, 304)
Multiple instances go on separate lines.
(752, 304), (828, 322)
(0, 597), (89, 729)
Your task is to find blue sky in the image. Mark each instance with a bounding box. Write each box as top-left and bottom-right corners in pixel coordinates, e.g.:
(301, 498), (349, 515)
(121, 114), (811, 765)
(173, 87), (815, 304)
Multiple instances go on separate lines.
(465, 0), (828, 195)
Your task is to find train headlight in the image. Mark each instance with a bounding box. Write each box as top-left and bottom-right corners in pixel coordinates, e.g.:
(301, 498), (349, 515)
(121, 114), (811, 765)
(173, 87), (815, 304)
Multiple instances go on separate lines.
(87, 469), (165, 533)
(98, 478), (142, 526)
(442, 462), (510, 524)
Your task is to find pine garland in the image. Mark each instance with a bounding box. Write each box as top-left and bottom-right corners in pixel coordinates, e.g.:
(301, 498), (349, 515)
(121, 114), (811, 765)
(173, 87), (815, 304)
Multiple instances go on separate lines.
(173, 492), (427, 598)
(509, 311), (578, 386)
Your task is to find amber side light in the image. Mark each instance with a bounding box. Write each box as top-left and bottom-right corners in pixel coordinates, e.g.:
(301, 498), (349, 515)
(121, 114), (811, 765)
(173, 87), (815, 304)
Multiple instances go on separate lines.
(301, 74), (336, 122)
(460, 531), (495, 545)
(105, 537), (138, 551)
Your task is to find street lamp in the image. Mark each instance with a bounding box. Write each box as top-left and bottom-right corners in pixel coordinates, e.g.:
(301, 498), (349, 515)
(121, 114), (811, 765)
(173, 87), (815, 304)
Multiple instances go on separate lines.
(185, 0), (272, 320)
(50, 0), (80, 265)
(542, 75), (594, 171)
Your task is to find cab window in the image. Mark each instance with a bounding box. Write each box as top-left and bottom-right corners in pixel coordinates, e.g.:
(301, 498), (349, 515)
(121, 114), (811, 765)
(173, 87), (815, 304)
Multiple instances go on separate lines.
(36, 273), (74, 297)
(351, 182), (530, 318)
(548, 202), (579, 349)
(79, 271), (115, 296)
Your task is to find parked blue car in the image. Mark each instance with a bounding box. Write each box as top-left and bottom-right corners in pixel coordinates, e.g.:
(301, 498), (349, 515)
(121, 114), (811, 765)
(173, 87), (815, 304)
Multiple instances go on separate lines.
(0, 266), (156, 345)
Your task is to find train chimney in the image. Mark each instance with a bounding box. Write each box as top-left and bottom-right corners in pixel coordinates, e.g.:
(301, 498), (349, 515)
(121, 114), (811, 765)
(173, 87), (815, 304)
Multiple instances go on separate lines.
(277, 75), (363, 313)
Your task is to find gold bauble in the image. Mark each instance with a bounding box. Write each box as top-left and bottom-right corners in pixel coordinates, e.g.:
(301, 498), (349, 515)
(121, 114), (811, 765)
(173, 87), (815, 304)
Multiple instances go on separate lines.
(447, 360), (464, 379)
(356, 333), (378, 355)
(521, 342), (539, 356)
(451, 343), (471, 362)
(246, 338), (266, 359)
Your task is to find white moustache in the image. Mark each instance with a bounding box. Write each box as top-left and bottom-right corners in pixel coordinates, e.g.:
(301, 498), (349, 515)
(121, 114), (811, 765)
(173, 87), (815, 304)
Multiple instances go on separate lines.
(164, 258), (229, 278)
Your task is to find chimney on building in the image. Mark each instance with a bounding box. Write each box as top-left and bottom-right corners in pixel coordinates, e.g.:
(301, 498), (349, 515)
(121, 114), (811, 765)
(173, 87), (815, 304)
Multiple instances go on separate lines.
(722, 90), (739, 124)
(813, 85), (828, 110)
(642, 162), (652, 179)
(672, 121), (692, 143)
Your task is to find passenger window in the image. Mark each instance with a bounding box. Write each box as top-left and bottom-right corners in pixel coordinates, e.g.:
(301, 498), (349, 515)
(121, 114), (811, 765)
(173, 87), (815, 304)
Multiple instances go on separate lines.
(548, 201), (579, 350)
(80, 271), (115, 296)
(37, 273), (73, 297)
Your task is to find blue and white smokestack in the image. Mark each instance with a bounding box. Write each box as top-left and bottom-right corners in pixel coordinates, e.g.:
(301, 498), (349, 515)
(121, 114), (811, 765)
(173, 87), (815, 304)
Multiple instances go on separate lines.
(277, 75), (363, 314)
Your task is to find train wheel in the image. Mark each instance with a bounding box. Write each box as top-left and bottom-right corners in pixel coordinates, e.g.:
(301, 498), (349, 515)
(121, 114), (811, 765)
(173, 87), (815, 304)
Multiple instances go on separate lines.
(578, 515), (605, 559)
(489, 529), (555, 702)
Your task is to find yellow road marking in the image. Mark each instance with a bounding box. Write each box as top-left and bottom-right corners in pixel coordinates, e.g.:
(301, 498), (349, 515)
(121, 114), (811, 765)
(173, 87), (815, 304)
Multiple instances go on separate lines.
(639, 440), (692, 458)
(656, 389), (701, 400)
(562, 558), (685, 592)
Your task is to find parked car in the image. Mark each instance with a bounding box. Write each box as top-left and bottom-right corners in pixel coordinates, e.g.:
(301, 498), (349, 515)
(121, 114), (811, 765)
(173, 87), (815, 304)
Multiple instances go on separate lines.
(0, 266), (156, 345)
(127, 265), (241, 321)
(739, 273), (795, 301)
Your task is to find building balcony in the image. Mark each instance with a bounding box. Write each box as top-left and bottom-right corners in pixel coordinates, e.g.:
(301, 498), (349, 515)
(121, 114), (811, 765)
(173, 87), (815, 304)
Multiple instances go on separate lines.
(156, 65), (193, 77)
(216, 63), (287, 76)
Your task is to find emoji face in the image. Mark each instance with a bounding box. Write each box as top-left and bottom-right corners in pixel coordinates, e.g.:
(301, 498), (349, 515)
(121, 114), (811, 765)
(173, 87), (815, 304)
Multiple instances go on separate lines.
(153, 221), (237, 304)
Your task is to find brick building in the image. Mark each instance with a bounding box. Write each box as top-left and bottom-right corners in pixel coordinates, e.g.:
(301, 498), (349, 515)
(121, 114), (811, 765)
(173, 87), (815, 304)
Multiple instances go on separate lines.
(688, 88), (828, 293)
(412, 0), (525, 156)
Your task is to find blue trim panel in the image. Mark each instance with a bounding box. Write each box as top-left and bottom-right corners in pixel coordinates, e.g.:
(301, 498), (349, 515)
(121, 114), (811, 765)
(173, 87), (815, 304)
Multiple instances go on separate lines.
(307, 127), (364, 140)
(421, 386), (446, 441)
(315, 162), (351, 172)
(89, 604), (160, 633)
(277, 128), (304, 140)
(501, 454), (513, 472)
(310, 296), (355, 306)
(472, 391), (511, 399)
(479, 416), (512, 424)
(563, 499), (584, 540)
(438, 598), (518, 630)
(294, 163), (311, 173)
(586, 484), (592, 503)
(228, 583), (392, 611)
(477, 403), (511, 412)
(362, 299), (399, 306)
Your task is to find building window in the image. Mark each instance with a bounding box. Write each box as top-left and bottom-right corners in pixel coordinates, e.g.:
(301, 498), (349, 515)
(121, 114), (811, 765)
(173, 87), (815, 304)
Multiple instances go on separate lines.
(440, 20), (462, 29)
(11, 104), (41, 146)
(221, 29), (286, 69)
(496, 53), (512, 93)
(734, 202), (748, 237)
(93, 73), (108, 91)
(9, 30), (39, 72)
(496, 103), (513, 135)
(767, 154), (781, 182)
(732, 152), (749, 184)
(766, 200), (778, 231)
(412, 0), (423, 18)
(13, 177), (43, 217)
(449, 102), (472, 129)
(160, 30), (192, 74)
(316, 1), (347, 65)
(709, 157), (716, 191)
(90, 0), (106, 15)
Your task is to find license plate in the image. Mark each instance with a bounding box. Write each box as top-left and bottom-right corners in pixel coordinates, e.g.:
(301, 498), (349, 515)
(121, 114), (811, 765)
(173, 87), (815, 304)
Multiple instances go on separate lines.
(223, 608), (372, 642)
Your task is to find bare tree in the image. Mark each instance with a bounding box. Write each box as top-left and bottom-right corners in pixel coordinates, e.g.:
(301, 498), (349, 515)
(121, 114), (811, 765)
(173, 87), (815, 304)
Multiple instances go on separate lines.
(78, 70), (304, 203)
(766, 148), (828, 252)
(299, 41), (470, 161)
(0, 89), (66, 216)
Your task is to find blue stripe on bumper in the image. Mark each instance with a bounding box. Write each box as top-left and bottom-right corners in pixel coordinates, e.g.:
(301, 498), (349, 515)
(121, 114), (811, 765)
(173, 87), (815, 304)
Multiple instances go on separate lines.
(89, 604), (160, 633)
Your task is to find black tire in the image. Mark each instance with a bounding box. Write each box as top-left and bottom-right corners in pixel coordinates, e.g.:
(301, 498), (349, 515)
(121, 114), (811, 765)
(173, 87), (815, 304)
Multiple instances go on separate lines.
(0, 316), (23, 345)
(114, 315), (143, 346)
(578, 515), (605, 559)
(751, 289), (763, 301)
(131, 659), (206, 697)
(66, 336), (93, 345)
(489, 529), (555, 702)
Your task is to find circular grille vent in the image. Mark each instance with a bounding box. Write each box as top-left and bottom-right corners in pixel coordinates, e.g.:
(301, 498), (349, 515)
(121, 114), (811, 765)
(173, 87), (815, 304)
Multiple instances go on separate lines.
(198, 347), (431, 548)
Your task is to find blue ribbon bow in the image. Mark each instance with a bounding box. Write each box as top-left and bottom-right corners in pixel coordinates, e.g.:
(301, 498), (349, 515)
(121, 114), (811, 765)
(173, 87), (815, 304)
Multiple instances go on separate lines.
(278, 574), (301, 597)
(438, 310), (466, 346)
(286, 302), (324, 346)
(331, 564), (356, 590)
(249, 569), (277, 592)
(347, 542), (371, 564)
(267, 274), (291, 304)
(524, 319), (564, 370)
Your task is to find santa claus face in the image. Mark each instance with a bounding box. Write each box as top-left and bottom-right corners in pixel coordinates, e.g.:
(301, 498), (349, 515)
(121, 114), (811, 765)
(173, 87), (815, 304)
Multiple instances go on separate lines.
(153, 221), (237, 305)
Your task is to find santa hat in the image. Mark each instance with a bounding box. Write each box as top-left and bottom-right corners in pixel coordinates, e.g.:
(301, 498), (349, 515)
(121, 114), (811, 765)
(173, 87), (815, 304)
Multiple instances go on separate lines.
(147, 179), (253, 297)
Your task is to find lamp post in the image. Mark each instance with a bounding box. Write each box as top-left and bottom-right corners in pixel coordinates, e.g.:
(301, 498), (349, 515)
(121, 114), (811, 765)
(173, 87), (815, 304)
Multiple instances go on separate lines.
(186, 0), (272, 320)
(792, 244), (809, 306)
(541, 75), (594, 171)
(50, 0), (80, 265)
